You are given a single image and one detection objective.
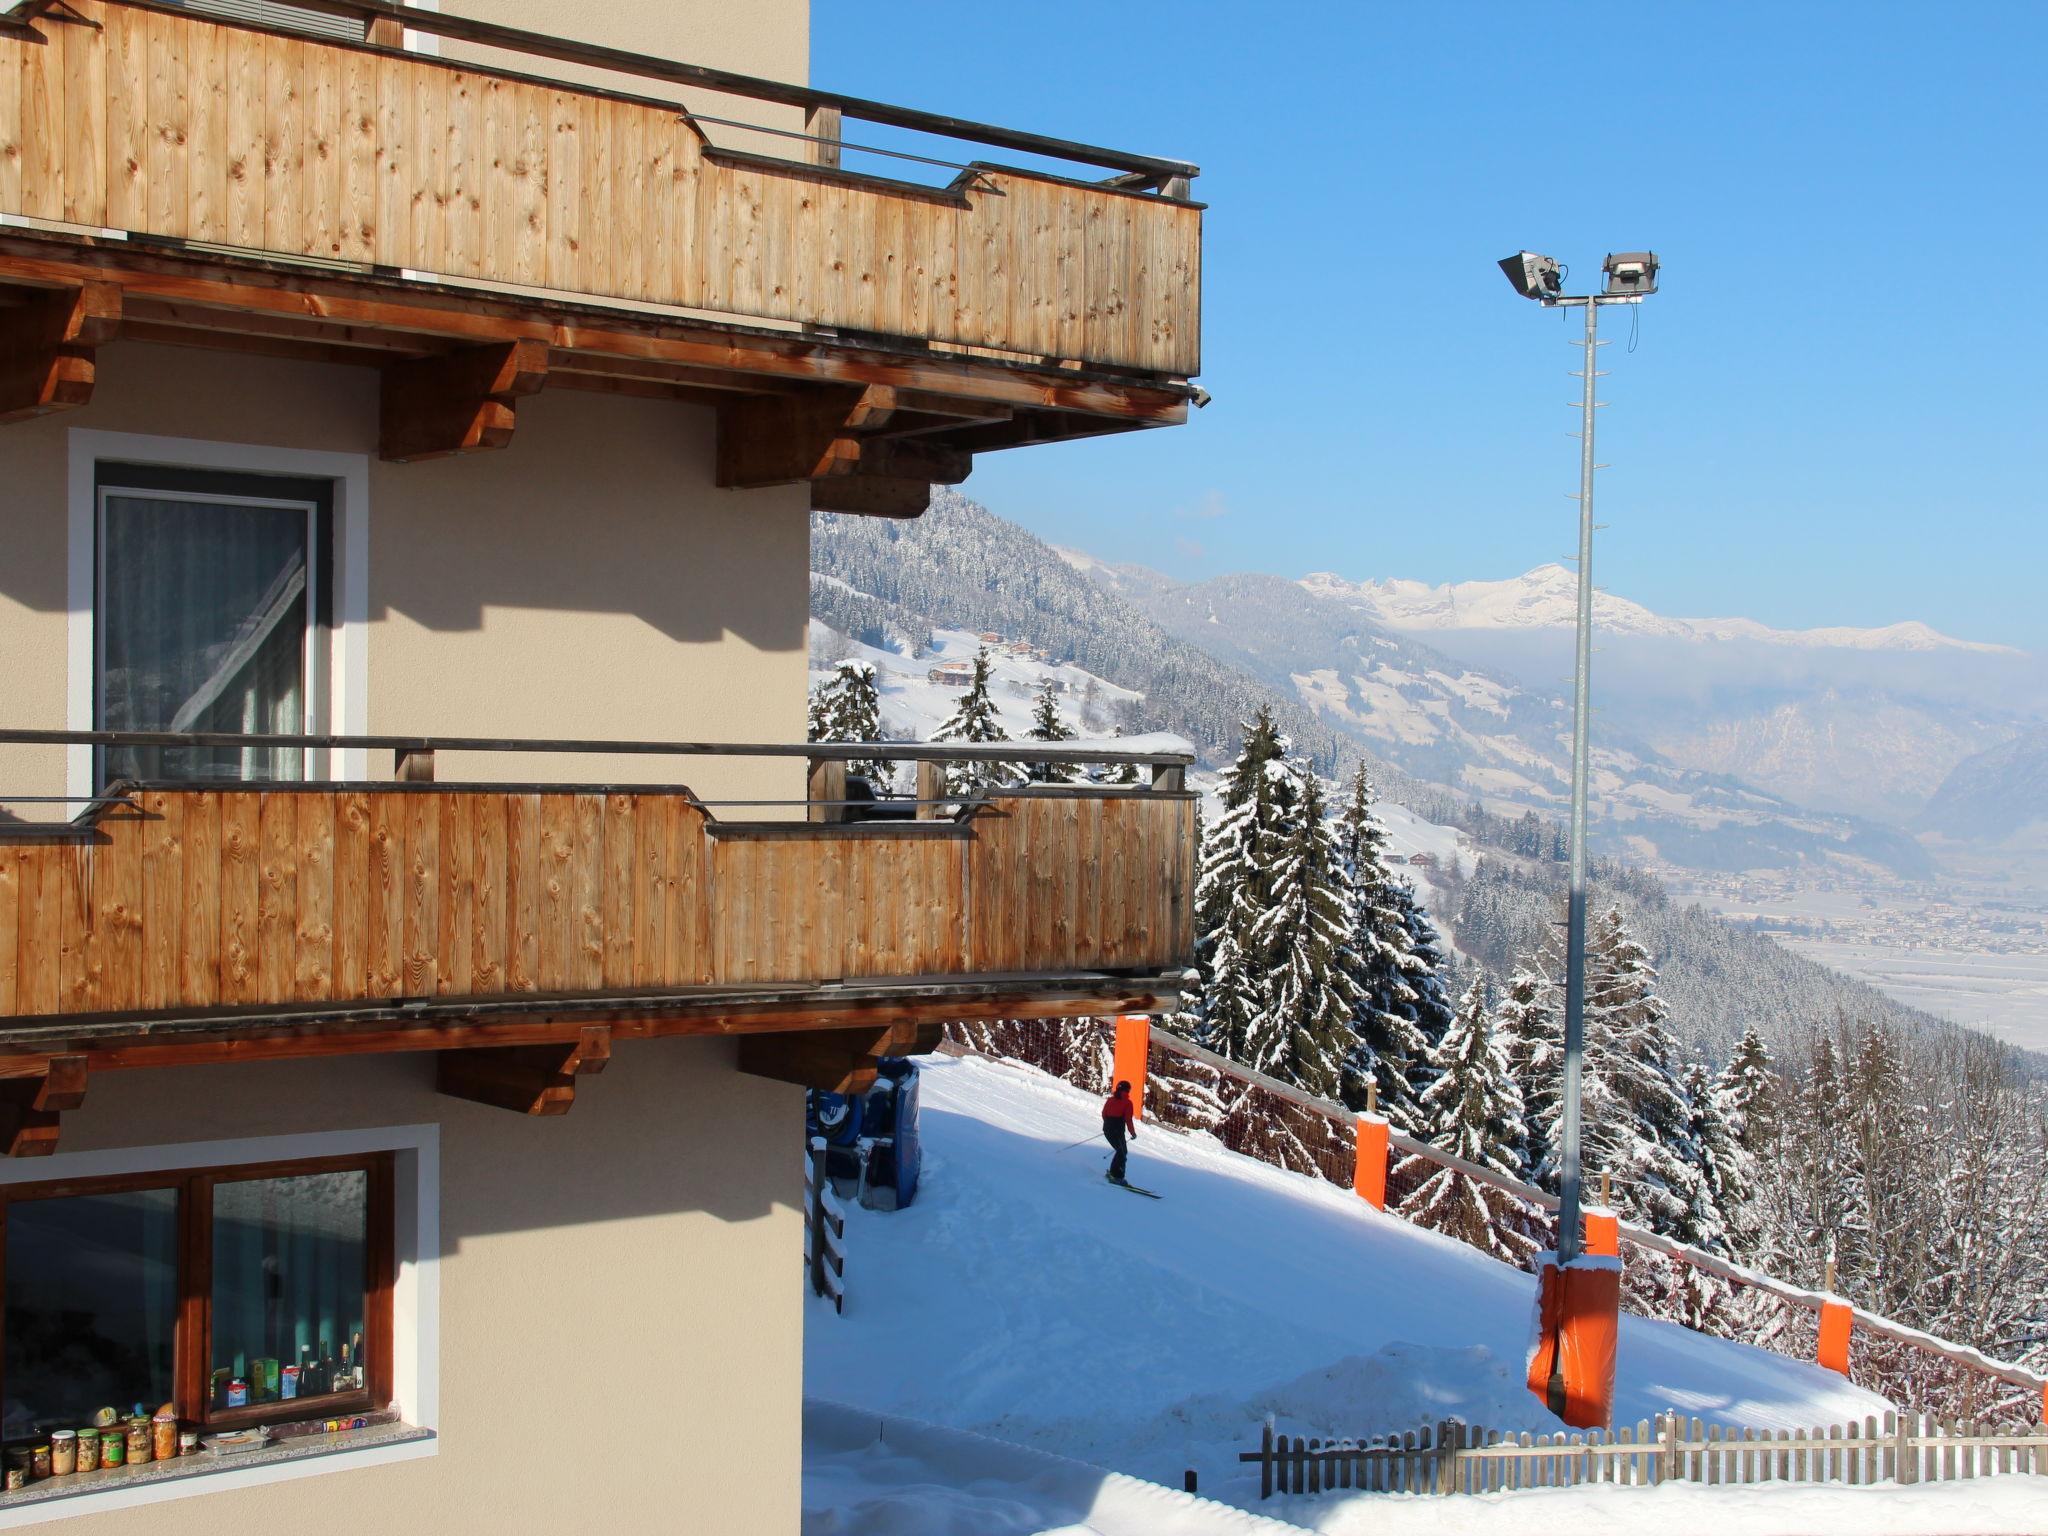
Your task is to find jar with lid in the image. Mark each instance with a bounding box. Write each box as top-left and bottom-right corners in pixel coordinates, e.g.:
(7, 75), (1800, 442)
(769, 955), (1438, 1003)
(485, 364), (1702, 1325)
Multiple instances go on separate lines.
(4, 1448), (29, 1490)
(151, 1413), (178, 1462)
(123, 1418), (150, 1465)
(98, 1429), (125, 1468)
(50, 1431), (76, 1476)
(73, 1429), (99, 1473)
(28, 1444), (49, 1481)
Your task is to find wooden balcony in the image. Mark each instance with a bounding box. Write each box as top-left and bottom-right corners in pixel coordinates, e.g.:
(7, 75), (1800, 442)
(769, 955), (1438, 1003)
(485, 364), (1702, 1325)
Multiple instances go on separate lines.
(0, 734), (1196, 1144)
(0, 0), (1202, 508)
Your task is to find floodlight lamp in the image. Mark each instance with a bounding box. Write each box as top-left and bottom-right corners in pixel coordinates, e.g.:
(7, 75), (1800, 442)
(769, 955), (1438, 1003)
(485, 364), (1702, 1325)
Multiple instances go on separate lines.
(1499, 251), (1563, 302)
(1602, 251), (1658, 297)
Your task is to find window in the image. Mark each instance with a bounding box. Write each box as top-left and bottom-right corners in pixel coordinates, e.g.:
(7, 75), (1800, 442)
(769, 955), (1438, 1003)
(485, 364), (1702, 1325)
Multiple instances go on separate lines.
(94, 465), (334, 788)
(1, 1155), (393, 1446)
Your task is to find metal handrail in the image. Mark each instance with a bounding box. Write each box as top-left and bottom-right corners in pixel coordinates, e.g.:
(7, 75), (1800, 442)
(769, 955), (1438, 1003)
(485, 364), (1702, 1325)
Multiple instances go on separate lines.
(121, 0), (1200, 185)
(0, 728), (1193, 769)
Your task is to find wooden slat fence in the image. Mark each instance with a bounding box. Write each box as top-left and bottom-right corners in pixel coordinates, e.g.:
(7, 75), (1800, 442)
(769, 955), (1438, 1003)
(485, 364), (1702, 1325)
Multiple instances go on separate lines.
(0, 784), (1196, 1020)
(1242, 1411), (2048, 1500)
(0, 0), (1202, 375)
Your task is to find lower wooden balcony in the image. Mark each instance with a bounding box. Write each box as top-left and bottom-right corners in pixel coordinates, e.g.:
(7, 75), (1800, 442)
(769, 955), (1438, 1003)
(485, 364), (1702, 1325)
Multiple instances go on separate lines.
(0, 733), (1196, 1145)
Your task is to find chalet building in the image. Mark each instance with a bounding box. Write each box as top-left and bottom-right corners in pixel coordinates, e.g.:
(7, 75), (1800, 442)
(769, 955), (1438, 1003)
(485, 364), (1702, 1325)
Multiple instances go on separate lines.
(0, 0), (1202, 1527)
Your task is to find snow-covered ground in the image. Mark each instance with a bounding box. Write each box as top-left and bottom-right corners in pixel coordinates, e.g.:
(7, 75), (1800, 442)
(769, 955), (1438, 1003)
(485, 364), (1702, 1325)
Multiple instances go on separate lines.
(804, 1054), (1893, 1529)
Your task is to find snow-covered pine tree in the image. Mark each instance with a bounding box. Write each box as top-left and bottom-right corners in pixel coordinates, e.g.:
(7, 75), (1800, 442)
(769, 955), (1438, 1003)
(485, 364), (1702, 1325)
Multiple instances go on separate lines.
(1681, 1061), (1740, 1256)
(1191, 710), (1291, 1060)
(806, 659), (894, 787)
(1573, 904), (1715, 1243)
(1245, 761), (1357, 1098)
(932, 646), (1016, 793)
(1493, 963), (1559, 1181)
(1715, 1023), (1779, 1158)
(1333, 764), (1433, 1129)
(1397, 978), (1538, 1263)
(1101, 723), (1141, 785)
(1789, 1032), (1868, 1291)
(1025, 679), (1078, 784)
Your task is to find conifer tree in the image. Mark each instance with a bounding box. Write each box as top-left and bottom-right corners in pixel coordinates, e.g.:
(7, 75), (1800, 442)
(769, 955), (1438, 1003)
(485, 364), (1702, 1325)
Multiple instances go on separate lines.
(1333, 764), (1432, 1128)
(806, 659), (894, 786)
(1024, 679), (1078, 784)
(1245, 763), (1356, 1097)
(1715, 1024), (1779, 1158)
(1681, 1061), (1740, 1255)
(1398, 978), (1537, 1263)
(1494, 964), (1560, 1180)
(1791, 1032), (1867, 1289)
(1191, 710), (1290, 1059)
(932, 647), (1015, 793)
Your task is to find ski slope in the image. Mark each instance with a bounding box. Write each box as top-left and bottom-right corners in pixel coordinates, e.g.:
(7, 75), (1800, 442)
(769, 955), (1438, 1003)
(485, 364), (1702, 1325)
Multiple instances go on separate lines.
(803, 1053), (1890, 1518)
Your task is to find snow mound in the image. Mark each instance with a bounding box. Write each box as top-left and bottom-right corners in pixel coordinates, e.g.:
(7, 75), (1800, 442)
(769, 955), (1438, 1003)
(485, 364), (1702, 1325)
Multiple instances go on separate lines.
(805, 1054), (1890, 1509)
(803, 1399), (1315, 1536)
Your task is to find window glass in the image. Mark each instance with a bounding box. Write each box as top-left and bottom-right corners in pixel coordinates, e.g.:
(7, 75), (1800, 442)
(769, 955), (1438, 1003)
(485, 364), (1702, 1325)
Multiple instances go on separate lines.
(1, 1188), (179, 1439)
(210, 1172), (368, 1410)
(98, 491), (313, 785)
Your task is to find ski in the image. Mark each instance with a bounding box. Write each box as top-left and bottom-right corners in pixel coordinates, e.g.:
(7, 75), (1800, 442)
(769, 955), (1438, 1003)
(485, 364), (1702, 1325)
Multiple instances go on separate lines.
(1106, 1179), (1162, 1199)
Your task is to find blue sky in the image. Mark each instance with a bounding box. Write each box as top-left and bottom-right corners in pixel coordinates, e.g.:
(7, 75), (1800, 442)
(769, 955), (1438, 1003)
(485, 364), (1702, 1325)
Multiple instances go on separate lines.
(813, 2), (2047, 649)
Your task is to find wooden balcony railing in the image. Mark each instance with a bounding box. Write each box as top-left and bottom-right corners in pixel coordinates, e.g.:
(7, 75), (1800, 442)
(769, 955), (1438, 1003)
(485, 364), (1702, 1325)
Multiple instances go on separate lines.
(0, 733), (1197, 1029)
(0, 0), (1202, 377)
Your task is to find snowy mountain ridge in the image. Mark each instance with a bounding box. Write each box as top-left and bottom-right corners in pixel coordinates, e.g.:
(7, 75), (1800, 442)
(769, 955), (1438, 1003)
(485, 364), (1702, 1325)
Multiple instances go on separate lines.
(1301, 564), (2020, 656)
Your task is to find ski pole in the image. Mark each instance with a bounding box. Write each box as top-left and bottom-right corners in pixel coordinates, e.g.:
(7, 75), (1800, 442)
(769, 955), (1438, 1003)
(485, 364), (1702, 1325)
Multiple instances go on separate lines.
(1055, 1133), (1099, 1154)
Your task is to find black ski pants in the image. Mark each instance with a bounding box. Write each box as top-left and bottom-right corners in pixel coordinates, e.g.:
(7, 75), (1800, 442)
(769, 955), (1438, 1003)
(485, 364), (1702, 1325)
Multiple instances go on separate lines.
(1103, 1117), (1129, 1180)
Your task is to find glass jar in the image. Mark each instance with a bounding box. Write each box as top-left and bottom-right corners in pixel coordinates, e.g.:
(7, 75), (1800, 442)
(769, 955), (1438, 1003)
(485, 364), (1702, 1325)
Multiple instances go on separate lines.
(98, 1429), (126, 1468)
(50, 1431), (76, 1477)
(28, 1445), (49, 1481)
(124, 1418), (150, 1465)
(74, 1430), (99, 1473)
(151, 1414), (178, 1462)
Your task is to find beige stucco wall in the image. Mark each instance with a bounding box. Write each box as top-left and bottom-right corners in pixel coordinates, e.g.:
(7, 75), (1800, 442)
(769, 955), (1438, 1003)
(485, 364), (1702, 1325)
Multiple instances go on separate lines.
(37, 1038), (805, 1535)
(0, 339), (812, 816)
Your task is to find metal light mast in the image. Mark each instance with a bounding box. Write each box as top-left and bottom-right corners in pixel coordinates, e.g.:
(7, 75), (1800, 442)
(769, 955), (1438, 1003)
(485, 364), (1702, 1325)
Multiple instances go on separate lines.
(1497, 249), (1659, 1414)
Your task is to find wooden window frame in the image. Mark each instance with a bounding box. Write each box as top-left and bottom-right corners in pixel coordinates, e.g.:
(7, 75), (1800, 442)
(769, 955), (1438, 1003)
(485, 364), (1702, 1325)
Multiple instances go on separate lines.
(0, 1152), (395, 1435)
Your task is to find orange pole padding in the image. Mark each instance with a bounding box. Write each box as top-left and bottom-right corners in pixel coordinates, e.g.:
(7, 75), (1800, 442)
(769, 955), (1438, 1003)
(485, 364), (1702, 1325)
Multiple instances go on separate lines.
(1581, 1208), (1620, 1258)
(1111, 1016), (1151, 1121)
(1353, 1115), (1390, 1210)
(1526, 1256), (1621, 1430)
(1816, 1298), (1853, 1376)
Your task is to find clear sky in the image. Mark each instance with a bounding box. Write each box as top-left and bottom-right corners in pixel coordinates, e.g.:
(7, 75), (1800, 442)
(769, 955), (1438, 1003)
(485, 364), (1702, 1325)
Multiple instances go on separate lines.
(811, 1), (2047, 650)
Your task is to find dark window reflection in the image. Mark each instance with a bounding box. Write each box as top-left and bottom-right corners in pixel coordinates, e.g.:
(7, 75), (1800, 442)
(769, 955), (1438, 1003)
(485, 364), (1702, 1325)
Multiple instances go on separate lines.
(211, 1173), (368, 1407)
(2, 1189), (179, 1438)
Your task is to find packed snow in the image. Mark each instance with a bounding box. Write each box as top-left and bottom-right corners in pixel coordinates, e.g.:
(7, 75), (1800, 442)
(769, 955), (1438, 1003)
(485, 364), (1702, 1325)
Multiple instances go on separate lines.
(803, 1053), (1891, 1527)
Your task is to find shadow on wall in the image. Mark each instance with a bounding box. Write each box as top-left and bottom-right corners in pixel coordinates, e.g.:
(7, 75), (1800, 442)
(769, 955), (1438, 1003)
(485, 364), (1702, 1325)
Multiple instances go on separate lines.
(0, 341), (811, 650)
(51, 1035), (800, 1232)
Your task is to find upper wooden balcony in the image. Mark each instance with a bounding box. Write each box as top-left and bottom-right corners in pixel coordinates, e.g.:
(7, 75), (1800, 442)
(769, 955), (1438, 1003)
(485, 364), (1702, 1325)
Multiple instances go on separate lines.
(0, 731), (1196, 1146)
(0, 0), (1202, 510)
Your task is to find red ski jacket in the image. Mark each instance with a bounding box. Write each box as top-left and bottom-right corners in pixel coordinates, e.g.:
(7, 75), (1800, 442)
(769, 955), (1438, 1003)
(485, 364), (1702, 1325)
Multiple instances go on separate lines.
(1102, 1090), (1136, 1128)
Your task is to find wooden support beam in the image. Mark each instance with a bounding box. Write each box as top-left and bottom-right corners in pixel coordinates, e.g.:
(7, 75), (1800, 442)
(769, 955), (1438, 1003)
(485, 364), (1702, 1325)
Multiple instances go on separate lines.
(809, 474), (931, 519)
(379, 338), (550, 463)
(737, 1020), (940, 1095)
(0, 1055), (89, 1157)
(436, 1025), (610, 1116)
(0, 284), (120, 425)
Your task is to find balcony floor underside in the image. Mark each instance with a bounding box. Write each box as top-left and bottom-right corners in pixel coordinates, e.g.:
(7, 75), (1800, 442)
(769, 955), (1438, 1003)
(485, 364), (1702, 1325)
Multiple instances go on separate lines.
(0, 968), (1182, 1076)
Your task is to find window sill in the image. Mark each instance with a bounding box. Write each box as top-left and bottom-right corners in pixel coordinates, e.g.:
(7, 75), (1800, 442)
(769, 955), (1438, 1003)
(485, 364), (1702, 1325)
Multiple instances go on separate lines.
(0, 1422), (434, 1521)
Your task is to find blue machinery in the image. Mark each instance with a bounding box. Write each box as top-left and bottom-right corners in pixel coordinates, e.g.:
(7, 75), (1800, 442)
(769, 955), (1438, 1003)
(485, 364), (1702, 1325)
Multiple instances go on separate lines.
(807, 1058), (923, 1211)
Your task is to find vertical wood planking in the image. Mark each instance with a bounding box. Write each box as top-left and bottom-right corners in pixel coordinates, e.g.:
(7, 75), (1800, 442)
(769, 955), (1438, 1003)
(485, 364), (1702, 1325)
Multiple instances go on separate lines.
(292, 791), (334, 1000)
(91, 814), (142, 1009)
(373, 50), (410, 265)
(303, 40), (340, 256)
(254, 791), (298, 1000)
(408, 53), (445, 271)
(364, 793), (405, 994)
(544, 88), (579, 292)
(601, 793), (635, 987)
(18, 0), (64, 220)
(469, 791), (506, 993)
(223, 24), (263, 246)
(608, 95), (646, 300)
(0, 845), (19, 1015)
(336, 44), (377, 261)
(401, 791), (439, 995)
(184, 15), (225, 243)
(262, 30), (304, 257)
(61, 1), (107, 227)
(178, 791), (221, 1004)
(333, 789), (371, 998)
(138, 790), (185, 1010)
(435, 792), (474, 995)
(571, 793), (604, 989)
(535, 794), (575, 990)
(631, 792), (669, 986)
(504, 791), (540, 992)
(443, 69), (480, 277)
(106, 3), (148, 228)
(0, 22), (21, 216)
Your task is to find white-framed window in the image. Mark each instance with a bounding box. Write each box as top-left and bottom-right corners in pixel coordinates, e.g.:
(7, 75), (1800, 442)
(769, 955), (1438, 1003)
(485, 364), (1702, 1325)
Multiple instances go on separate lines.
(66, 431), (371, 803)
(0, 1125), (438, 1527)
(94, 471), (327, 788)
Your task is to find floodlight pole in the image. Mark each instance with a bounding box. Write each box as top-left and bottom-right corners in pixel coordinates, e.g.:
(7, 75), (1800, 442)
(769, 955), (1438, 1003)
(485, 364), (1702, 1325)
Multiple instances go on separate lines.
(1542, 291), (1648, 1277)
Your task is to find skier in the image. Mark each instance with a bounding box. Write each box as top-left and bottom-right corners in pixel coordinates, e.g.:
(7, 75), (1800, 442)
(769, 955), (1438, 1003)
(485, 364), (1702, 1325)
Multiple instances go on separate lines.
(1102, 1079), (1138, 1184)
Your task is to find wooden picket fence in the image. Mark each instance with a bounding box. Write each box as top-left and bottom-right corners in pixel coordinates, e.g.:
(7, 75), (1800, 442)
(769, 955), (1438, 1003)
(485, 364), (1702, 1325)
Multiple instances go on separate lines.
(1242, 1410), (2048, 1499)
